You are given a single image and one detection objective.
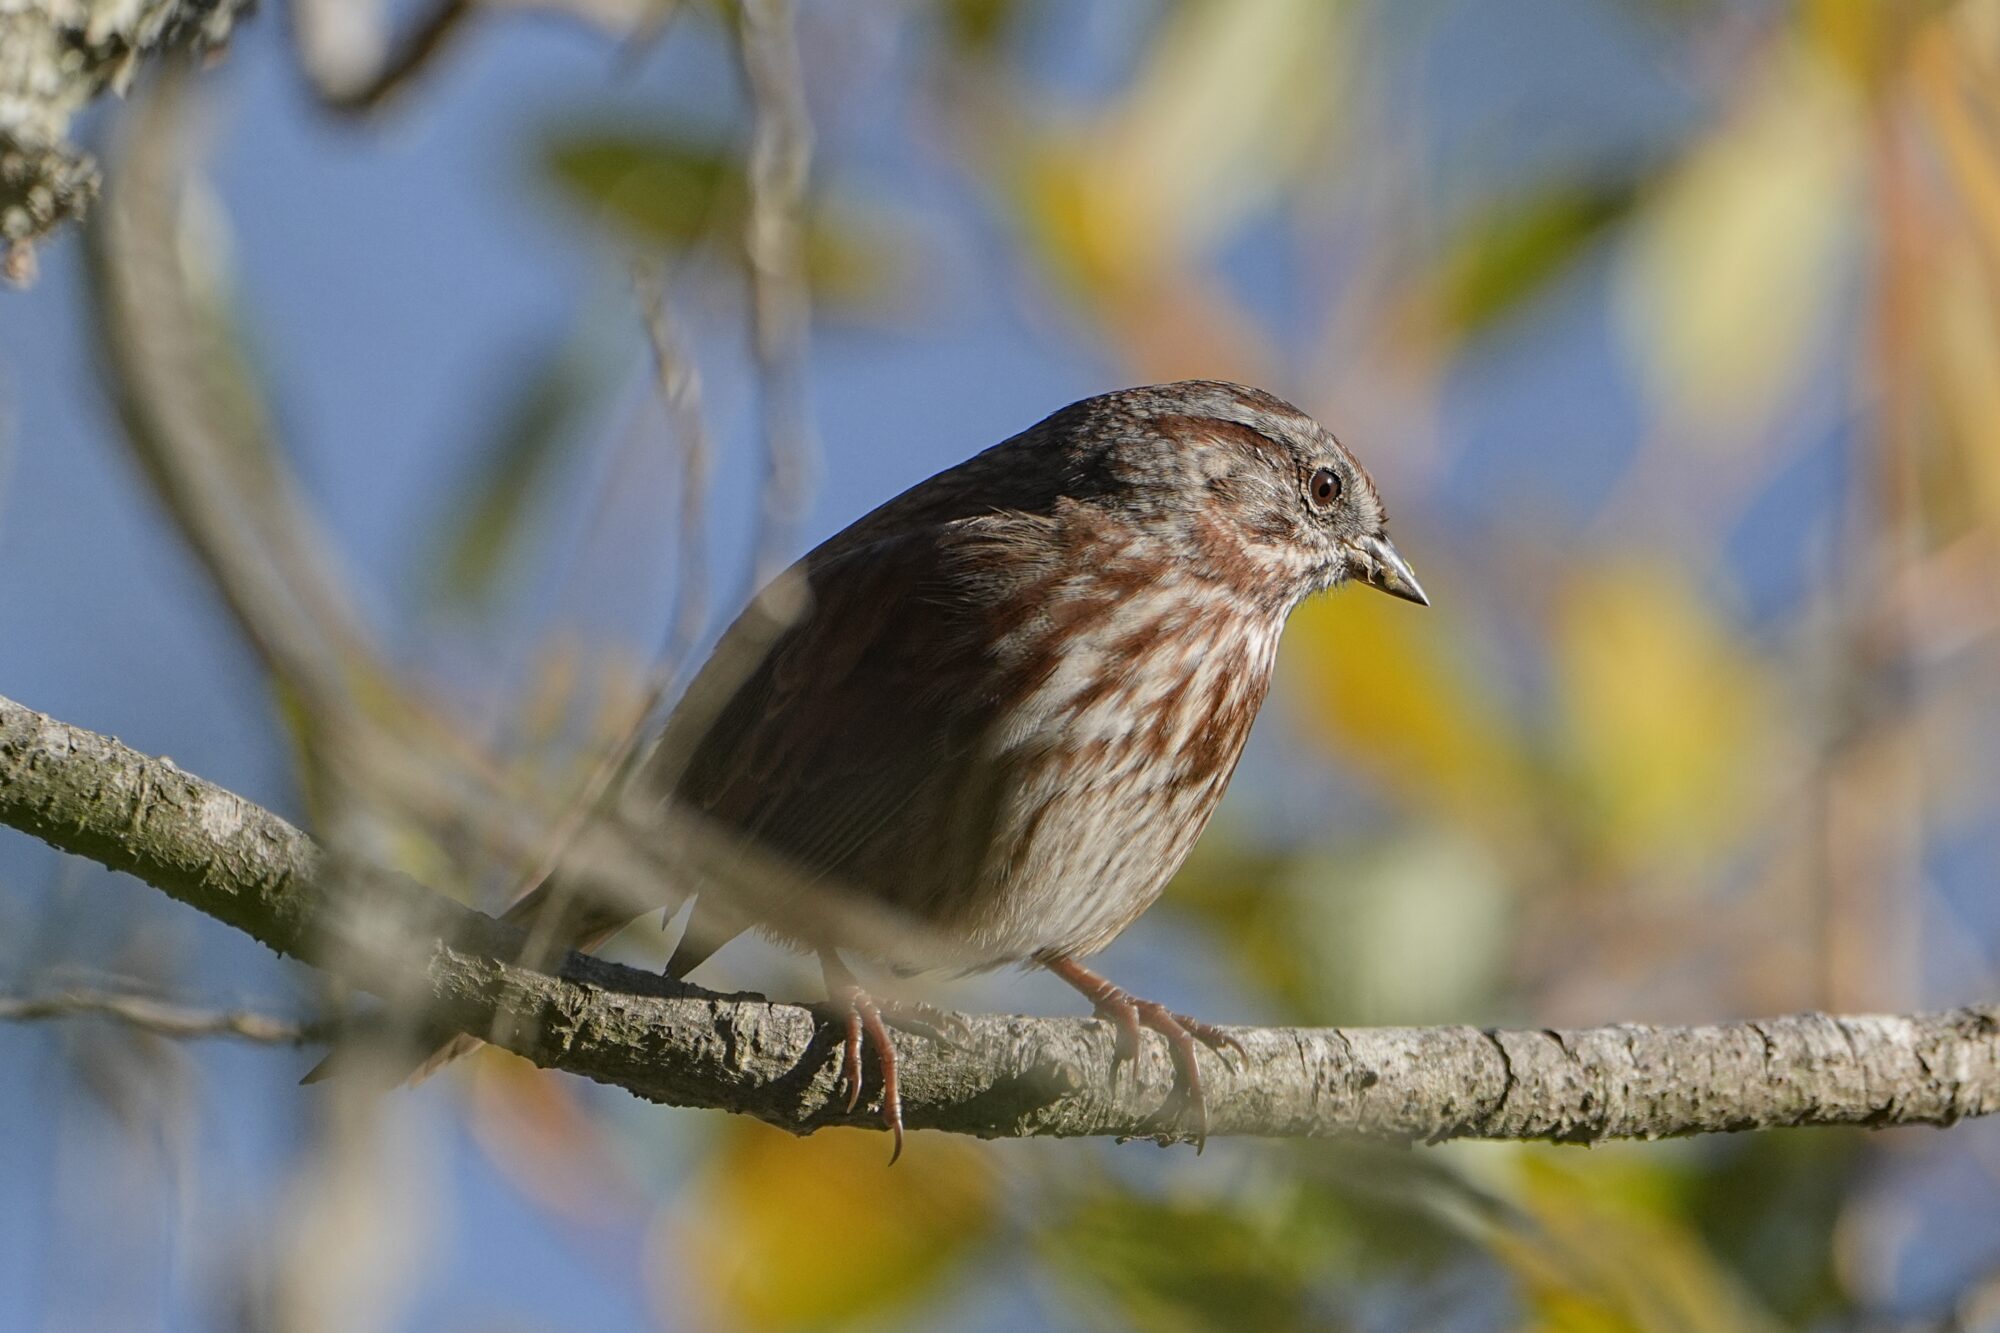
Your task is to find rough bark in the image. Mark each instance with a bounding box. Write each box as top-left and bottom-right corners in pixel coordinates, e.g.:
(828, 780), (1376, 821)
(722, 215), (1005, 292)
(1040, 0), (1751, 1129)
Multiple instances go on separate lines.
(0, 0), (251, 282)
(2, 690), (1996, 1146)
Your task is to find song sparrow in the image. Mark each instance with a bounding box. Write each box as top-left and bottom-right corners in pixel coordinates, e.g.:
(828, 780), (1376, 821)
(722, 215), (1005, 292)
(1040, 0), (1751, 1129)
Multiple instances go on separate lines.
(360, 381), (1425, 1155)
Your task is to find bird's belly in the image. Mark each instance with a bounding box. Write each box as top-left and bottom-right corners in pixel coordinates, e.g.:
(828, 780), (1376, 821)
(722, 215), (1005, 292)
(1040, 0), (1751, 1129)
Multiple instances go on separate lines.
(935, 609), (1278, 964)
(954, 770), (1229, 963)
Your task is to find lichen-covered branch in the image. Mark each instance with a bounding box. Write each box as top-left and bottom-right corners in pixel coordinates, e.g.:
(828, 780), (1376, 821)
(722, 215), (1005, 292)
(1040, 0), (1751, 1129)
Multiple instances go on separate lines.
(0, 0), (251, 283)
(2, 689), (1996, 1145)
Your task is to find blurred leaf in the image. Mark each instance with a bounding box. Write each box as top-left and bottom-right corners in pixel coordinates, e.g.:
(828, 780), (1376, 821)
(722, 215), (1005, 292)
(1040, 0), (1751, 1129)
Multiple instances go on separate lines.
(1428, 178), (1641, 339)
(1281, 832), (1513, 1024)
(467, 1057), (648, 1232)
(1046, 1150), (1495, 1331)
(1015, 0), (1345, 277)
(680, 1121), (995, 1329)
(541, 127), (914, 319)
(1555, 559), (1770, 873)
(1799, 0), (1925, 92)
(1489, 1155), (1786, 1333)
(1042, 1193), (1327, 1332)
(1929, 242), (2000, 531)
(1617, 41), (1862, 440)
(544, 131), (737, 251)
(429, 336), (613, 607)
(1282, 578), (1529, 831)
(1096, 0), (1346, 259)
(1174, 829), (1511, 1026)
(1912, 30), (2000, 532)
(1683, 1134), (1862, 1324)
(932, 0), (1026, 56)
(980, 0), (1344, 373)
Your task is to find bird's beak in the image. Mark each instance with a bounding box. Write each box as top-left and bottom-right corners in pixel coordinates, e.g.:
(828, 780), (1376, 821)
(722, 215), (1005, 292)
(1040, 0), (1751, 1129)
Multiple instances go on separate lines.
(1346, 533), (1428, 606)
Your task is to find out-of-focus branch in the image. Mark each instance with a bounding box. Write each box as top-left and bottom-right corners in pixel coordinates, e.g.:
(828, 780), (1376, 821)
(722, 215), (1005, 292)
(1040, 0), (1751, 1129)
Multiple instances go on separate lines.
(85, 60), (370, 717)
(636, 261), (717, 677)
(291, 0), (479, 116)
(290, 0), (688, 117)
(4, 690), (1998, 1146)
(86, 59), (529, 843)
(735, 0), (818, 587)
(0, 988), (319, 1045)
(0, 0), (250, 285)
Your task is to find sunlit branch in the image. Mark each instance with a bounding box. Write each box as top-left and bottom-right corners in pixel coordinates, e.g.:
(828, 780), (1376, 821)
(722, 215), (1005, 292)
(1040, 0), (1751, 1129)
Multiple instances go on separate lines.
(3, 691), (1996, 1146)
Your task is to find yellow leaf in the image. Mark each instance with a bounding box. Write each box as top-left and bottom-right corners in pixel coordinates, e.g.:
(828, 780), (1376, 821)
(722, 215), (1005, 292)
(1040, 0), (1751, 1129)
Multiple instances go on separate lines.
(996, 0), (1345, 301)
(671, 1120), (996, 1329)
(1095, 0), (1346, 258)
(1930, 242), (2000, 528)
(1486, 1156), (1787, 1333)
(1617, 42), (1862, 440)
(1557, 560), (1770, 872)
(1282, 575), (1524, 829)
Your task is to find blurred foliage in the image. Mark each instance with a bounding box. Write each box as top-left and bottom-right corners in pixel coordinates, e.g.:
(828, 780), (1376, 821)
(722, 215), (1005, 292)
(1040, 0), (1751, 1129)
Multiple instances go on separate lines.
(28, 0), (2000, 1328)
(1556, 559), (1773, 876)
(1040, 1145), (1489, 1332)
(679, 1120), (996, 1328)
(1490, 1156), (1786, 1333)
(430, 332), (620, 607)
(1421, 175), (1643, 342)
(541, 126), (914, 320)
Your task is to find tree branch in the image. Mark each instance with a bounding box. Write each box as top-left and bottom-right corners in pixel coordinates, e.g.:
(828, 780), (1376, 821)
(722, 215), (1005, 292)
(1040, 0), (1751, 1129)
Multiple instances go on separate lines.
(2, 690), (1996, 1145)
(0, 0), (251, 284)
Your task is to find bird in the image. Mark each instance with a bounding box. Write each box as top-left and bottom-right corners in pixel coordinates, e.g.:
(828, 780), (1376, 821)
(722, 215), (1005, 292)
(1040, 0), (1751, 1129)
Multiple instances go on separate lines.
(320, 380), (1425, 1159)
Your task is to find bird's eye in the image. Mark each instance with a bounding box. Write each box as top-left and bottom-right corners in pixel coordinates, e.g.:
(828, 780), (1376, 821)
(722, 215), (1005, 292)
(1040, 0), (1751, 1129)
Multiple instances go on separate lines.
(1309, 467), (1343, 509)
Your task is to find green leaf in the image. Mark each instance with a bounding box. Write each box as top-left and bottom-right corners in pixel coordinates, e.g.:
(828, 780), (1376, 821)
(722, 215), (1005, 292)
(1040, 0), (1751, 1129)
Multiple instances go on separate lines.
(541, 130), (738, 253)
(540, 125), (917, 319)
(429, 336), (613, 607)
(1431, 177), (1640, 338)
(1043, 1193), (1324, 1333)
(1683, 1134), (1863, 1325)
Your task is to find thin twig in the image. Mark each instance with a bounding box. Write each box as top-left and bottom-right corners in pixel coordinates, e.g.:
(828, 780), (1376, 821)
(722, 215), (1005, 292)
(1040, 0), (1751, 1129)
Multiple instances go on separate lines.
(735, 0), (819, 589)
(0, 989), (322, 1044)
(636, 261), (717, 680)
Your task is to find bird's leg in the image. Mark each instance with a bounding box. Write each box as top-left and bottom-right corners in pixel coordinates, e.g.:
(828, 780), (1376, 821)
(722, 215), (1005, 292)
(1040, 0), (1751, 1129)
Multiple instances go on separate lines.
(1042, 955), (1246, 1149)
(818, 952), (905, 1164)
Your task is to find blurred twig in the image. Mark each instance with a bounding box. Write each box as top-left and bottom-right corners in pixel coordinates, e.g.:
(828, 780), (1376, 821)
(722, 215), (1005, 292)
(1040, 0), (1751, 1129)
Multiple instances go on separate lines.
(735, 0), (819, 587)
(292, 0), (479, 116)
(6, 690), (2000, 1147)
(636, 261), (717, 678)
(86, 58), (377, 722)
(500, 265), (720, 956)
(0, 989), (322, 1044)
(87, 57), (545, 853)
(291, 0), (691, 118)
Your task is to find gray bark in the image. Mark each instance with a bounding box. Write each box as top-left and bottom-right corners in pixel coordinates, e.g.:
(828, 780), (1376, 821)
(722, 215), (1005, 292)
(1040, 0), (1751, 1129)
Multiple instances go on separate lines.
(2, 690), (1996, 1146)
(0, 0), (251, 280)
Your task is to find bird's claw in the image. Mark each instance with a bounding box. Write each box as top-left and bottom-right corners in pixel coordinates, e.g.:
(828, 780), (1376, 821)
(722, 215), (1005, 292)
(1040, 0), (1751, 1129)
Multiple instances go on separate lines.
(819, 981), (906, 1164)
(1046, 956), (1240, 1152)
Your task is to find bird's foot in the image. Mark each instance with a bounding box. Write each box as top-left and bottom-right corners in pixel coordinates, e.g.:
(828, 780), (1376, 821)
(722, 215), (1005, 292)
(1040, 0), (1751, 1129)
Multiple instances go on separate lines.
(1042, 955), (1245, 1151)
(818, 954), (923, 1164)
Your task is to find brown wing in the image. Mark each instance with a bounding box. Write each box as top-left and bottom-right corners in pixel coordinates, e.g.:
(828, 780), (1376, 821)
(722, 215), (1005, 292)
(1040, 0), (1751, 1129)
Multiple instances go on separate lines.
(649, 522), (1024, 968)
